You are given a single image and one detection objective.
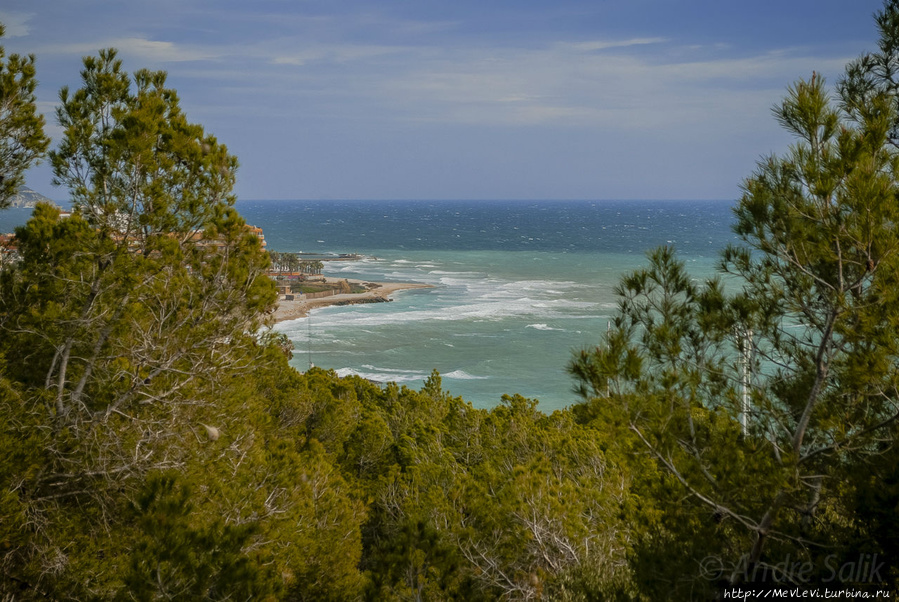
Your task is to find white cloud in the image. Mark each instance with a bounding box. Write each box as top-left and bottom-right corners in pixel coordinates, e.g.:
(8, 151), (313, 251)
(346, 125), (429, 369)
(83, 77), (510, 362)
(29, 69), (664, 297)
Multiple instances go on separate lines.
(362, 42), (857, 129)
(0, 11), (34, 37)
(146, 33), (855, 143)
(111, 37), (218, 62)
(36, 37), (220, 63)
(24, 15), (854, 141)
(270, 43), (407, 66)
(563, 38), (668, 52)
(664, 50), (848, 82)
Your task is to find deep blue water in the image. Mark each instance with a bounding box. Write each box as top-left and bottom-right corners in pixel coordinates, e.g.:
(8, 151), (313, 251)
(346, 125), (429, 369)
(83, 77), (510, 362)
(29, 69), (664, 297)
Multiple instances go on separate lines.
(237, 199), (735, 256)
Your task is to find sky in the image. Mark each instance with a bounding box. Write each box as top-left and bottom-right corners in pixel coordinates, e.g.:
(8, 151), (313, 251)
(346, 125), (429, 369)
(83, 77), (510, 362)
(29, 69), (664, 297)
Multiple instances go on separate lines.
(0, 0), (889, 201)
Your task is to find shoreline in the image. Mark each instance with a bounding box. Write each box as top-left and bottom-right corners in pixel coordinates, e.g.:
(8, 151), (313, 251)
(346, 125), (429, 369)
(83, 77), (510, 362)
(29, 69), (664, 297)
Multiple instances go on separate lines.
(271, 276), (432, 323)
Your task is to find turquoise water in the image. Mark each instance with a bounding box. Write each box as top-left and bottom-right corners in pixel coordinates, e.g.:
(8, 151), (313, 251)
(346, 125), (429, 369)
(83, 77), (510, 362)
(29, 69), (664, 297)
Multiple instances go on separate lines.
(239, 200), (737, 411)
(1, 200), (738, 412)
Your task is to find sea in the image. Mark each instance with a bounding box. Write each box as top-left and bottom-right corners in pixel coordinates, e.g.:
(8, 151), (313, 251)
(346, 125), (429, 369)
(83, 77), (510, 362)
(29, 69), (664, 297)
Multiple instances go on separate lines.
(1, 200), (739, 412)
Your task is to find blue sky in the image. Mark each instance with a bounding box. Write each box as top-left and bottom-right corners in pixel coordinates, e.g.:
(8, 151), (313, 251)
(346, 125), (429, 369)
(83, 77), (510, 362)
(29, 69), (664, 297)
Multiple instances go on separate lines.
(0, 0), (887, 201)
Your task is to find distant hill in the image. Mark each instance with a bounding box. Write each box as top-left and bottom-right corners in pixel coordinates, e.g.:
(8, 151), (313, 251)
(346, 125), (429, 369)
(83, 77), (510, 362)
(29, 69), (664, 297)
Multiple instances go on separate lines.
(8, 187), (57, 208)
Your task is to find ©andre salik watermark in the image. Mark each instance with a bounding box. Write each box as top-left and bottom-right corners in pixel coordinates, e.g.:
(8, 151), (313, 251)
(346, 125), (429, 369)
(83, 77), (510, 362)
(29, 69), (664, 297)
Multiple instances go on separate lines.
(699, 553), (887, 586)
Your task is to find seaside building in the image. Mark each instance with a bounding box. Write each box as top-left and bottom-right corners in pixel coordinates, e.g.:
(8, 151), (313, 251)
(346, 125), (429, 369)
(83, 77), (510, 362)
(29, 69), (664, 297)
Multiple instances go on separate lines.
(186, 223), (266, 251)
(0, 233), (20, 267)
(0, 209), (267, 265)
(246, 225), (265, 248)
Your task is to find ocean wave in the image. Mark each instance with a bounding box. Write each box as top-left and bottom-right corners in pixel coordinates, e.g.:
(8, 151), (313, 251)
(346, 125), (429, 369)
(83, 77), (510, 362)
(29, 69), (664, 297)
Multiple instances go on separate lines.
(300, 296), (598, 329)
(436, 276), (476, 288)
(443, 370), (489, 380)
(335, 367), (427, 383)
(329, 264), (357, 273)
(527, 323), (564, 331)
(274, 316), (307, 328)
(429, 270), (485, 277)
(479, 280), (580, 301)
(384, 271), (429, 280)
(361, 365), (429, 375)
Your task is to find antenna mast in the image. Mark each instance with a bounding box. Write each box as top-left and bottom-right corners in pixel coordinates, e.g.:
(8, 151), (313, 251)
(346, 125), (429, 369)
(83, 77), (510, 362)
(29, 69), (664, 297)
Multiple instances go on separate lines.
(740, 327), (752, 435)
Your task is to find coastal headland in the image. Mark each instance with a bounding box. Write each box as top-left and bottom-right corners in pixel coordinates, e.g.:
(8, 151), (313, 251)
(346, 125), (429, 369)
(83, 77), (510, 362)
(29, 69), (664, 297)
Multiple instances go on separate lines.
(271, 275), (432, 323)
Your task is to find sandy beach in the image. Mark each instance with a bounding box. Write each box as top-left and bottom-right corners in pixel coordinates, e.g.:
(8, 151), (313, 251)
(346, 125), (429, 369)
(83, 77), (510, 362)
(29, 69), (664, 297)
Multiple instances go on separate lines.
(271, 276), (432, 323)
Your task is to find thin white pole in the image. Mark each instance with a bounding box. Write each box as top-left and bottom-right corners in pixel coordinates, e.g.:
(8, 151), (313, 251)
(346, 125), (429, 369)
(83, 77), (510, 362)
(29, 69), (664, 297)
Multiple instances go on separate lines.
(741, 328), (752, 435)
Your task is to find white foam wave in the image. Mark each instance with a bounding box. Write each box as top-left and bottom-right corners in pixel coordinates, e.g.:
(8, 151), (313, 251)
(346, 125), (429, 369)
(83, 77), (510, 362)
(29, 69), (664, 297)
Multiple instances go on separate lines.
(361, 365), (428, 375)
(330, 264), (357, 273)
(429, 270), (485, 277)
(437, 276), (475, 285)
(384, 271), (428, 280)
(527, 323), (563, 331)
(303, 295), (595, 329)
(335, 367), (427, 383)
(443, 370), (489, 380)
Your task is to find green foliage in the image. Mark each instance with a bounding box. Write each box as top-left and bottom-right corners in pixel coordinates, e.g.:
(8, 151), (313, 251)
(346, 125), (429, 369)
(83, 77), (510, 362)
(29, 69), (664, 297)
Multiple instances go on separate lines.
(0, 49), (285, 599)
(50, 49), (238, 236)
(235, 364), (633, 600)
(118, 473), (277, 601)
(1, 47), (277, 442)
(0, 22), (49, 208)
(844, 436), (899, 589)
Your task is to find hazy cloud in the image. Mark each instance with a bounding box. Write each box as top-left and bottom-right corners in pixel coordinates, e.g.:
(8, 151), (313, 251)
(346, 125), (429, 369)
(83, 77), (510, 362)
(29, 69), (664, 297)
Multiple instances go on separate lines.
(4, 0), (885, 199)
(33, 37), (221, 63)
(358, 42), (853, 129)
(0, 11), (33, 37)
(270, 43), (408, 66)
(563, 38), (668, 52)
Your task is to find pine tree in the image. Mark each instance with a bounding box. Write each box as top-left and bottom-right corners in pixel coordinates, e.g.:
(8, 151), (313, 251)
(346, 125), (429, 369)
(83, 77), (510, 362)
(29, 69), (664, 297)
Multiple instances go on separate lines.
(0, 49), (279, 597)
(570, 5), (899, 597)
(0, 22), (49, 208)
